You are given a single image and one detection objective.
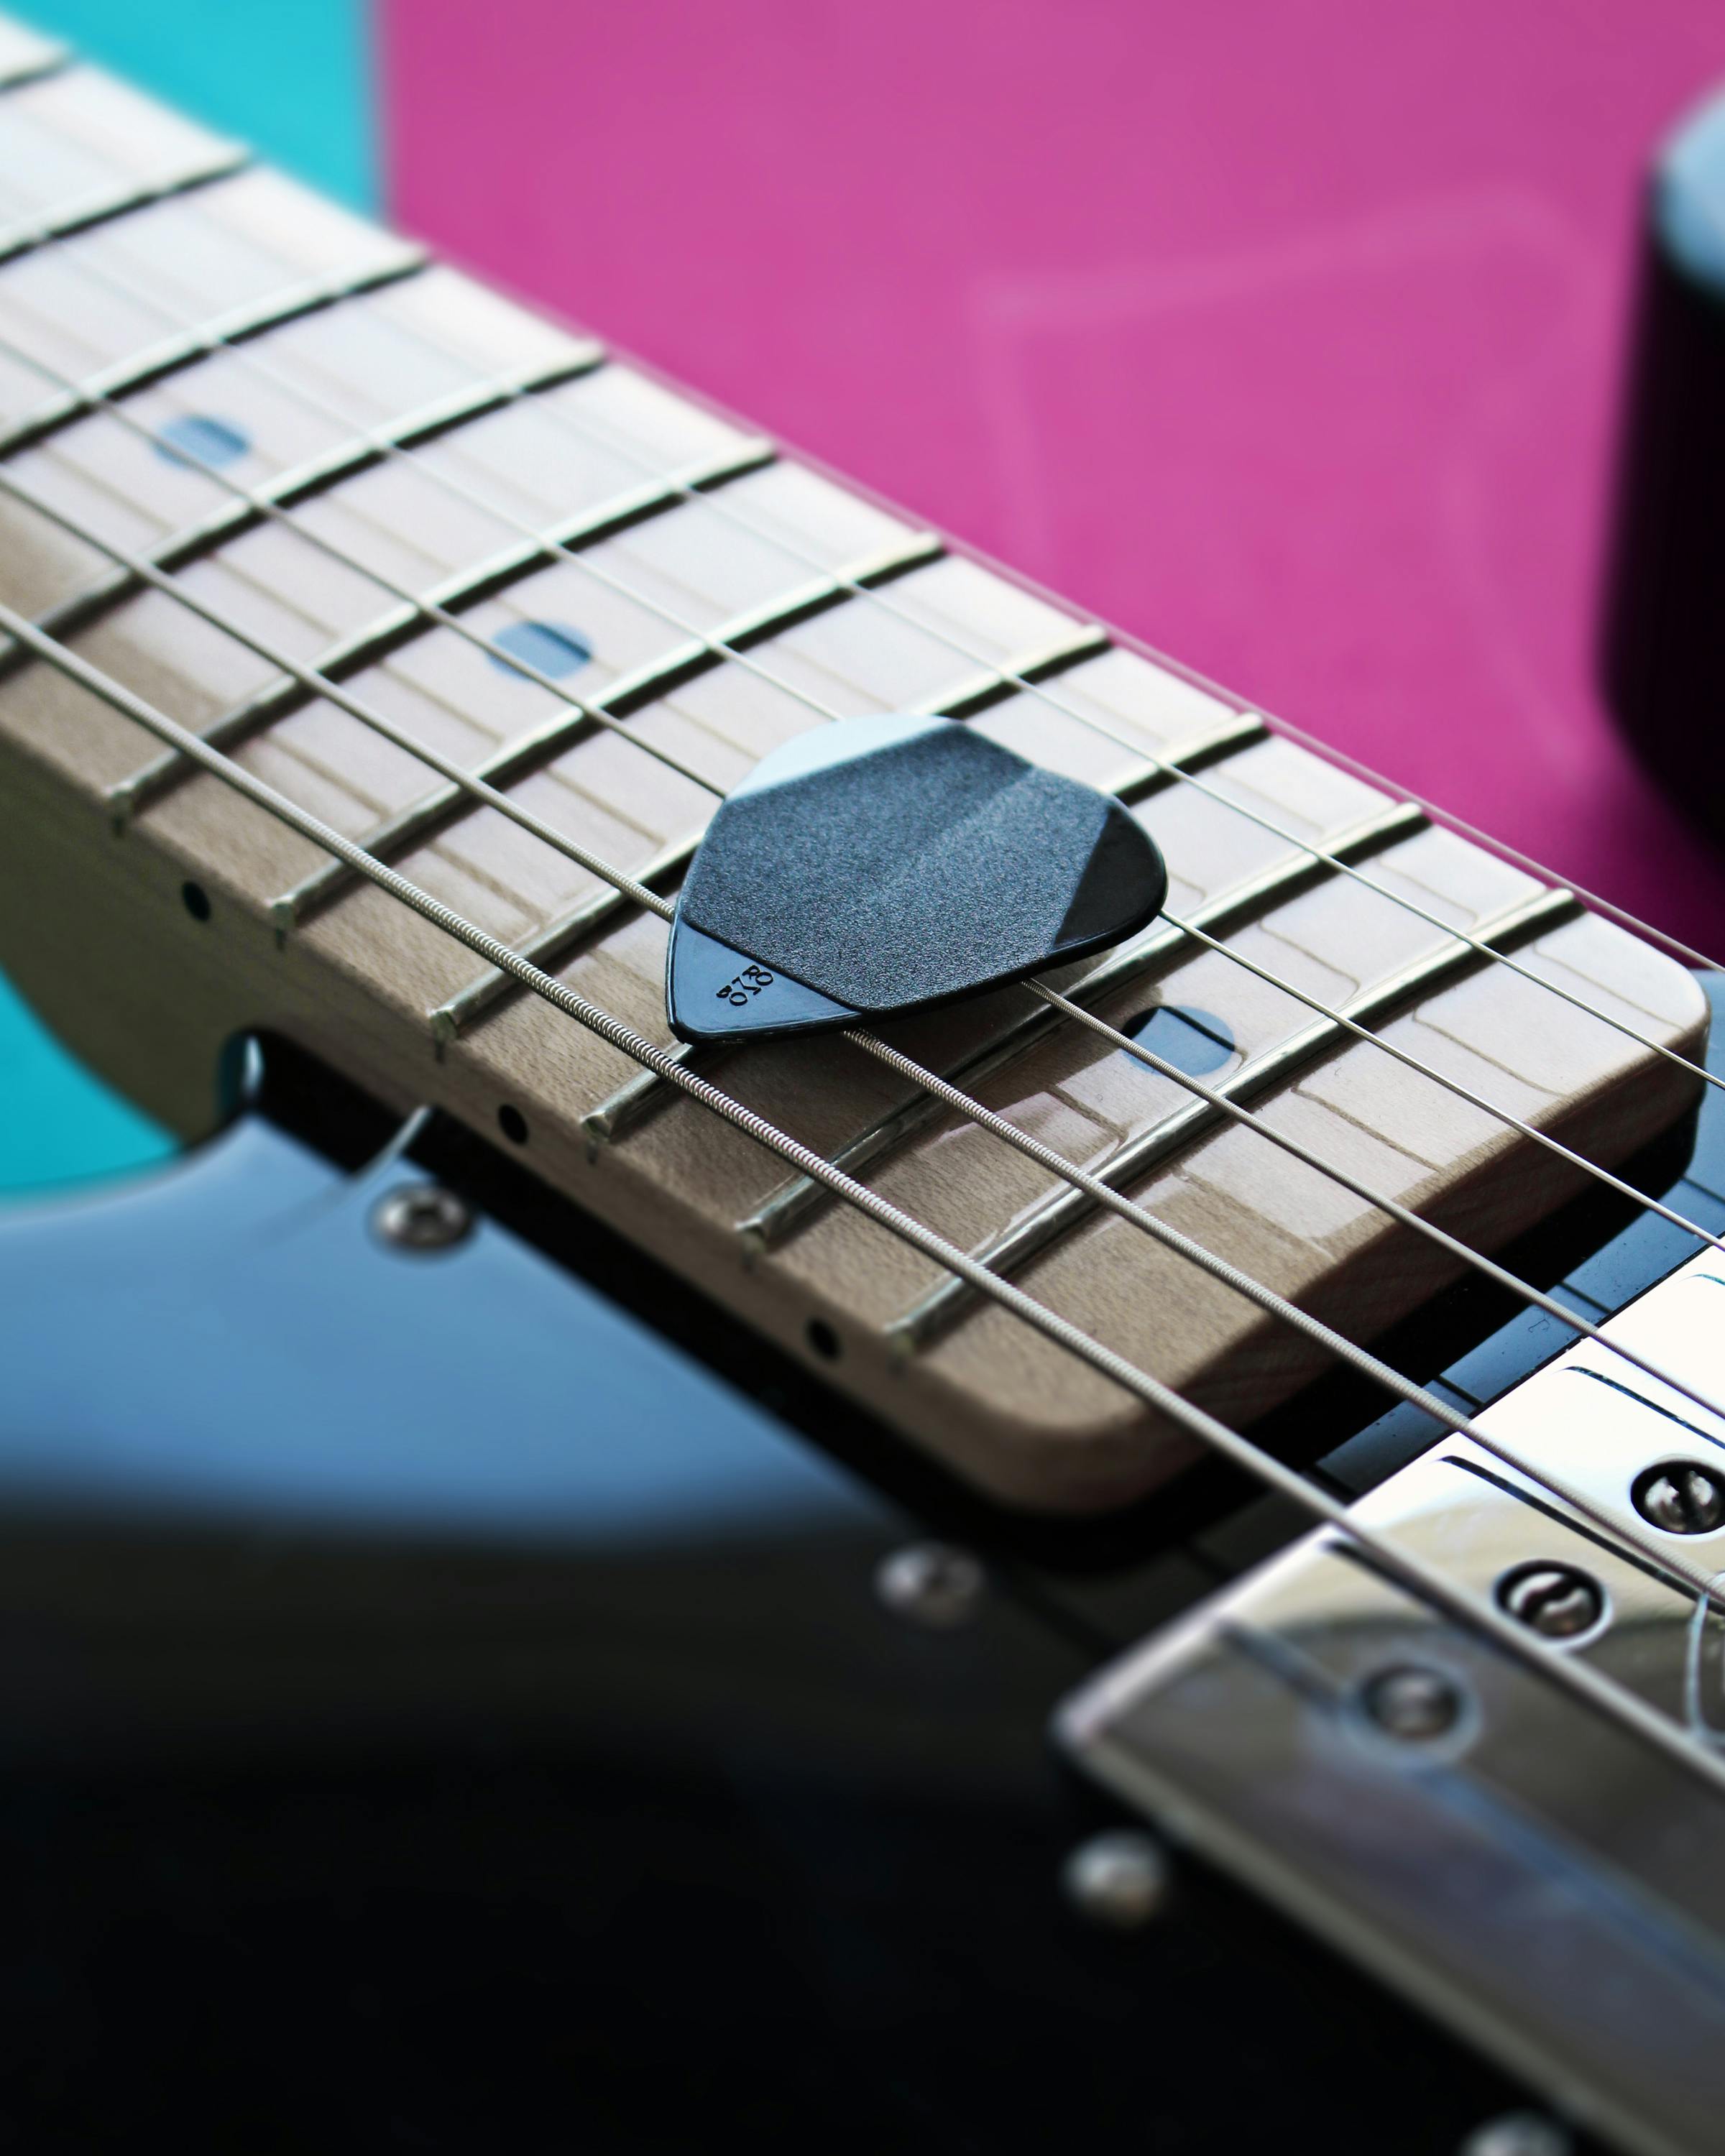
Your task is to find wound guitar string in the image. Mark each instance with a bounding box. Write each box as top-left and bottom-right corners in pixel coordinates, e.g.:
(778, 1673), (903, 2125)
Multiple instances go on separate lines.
(6, 53), (1725, 1772)
(9, 319), (1725, 1438)
(1, 147), (1711, 1103)
(8, 190), (1725, 1422)
(6, 157), (1718, 1114)
(9, 584), (1725, 1810)
(6, 144), (1725, 1531)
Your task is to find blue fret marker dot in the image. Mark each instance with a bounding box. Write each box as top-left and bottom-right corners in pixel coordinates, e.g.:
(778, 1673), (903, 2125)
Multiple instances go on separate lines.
(155, 413), (251, 469)
(488, 619), (593, 679)
(1123, 1005), (1236, 1076)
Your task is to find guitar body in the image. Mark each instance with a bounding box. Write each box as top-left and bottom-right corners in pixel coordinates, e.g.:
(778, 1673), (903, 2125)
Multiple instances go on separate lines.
(1, 1031), (1650, 2155)
(8, 17), (1725, 2153)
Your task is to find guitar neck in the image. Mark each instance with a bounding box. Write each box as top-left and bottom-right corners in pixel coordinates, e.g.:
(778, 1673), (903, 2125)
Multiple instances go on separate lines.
(0, 32), (1706, 1511)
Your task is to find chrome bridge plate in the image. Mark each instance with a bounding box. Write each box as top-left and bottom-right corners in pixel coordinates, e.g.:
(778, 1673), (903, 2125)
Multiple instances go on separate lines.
(1058, 1253), (1725, 2156)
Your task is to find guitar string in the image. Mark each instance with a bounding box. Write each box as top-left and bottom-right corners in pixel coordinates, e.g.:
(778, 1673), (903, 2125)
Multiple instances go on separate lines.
(7, 248), (1722, 1271)
(6, 144), (1724, 1757)
(5, 468), (1725, 1610)
(0, 324), (816, 801)
(27, 201), (1725, 1127)
(6, 149), (1725, 1448)
(19, 194), (1725, 1083)
(68, 180), (1725, 995)
(14, 415), (1725, 1467)
(9, 272), (1725, 1443)
(7, 589), (1725, 1808)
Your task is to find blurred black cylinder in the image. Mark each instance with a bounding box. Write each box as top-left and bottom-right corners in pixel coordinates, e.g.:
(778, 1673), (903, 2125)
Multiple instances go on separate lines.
(1604, 88), (1725, 838)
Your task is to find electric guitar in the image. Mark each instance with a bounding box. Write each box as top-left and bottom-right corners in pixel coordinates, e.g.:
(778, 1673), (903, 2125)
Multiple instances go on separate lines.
(1, 19), (1722, 2153)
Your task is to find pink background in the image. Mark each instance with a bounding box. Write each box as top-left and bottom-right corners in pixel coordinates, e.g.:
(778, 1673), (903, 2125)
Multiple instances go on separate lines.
(385, 0), (1725, 952)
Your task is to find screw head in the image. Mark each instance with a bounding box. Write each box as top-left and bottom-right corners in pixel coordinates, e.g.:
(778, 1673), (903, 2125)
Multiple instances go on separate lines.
(372, 1183), (474, 1253)
(1360, 1664), (1466, 1741)
(1496, 1561), (1606, 1640)
(873, 1542), (985, 1628)
(1459, 2111), (1571, 2156)
(1634, 1459), (1725, 1536)
(1062, 1829), (1169, 1931)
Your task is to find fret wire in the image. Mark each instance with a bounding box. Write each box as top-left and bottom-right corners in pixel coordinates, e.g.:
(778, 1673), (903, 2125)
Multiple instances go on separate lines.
(1157, 902), (1725, 1265)
(594, 781), (1405, 1164)
(734, 795), (1418, 1241)
(0, 235), (962, 829)
(0, 463), (672, 918)
(109, 441), (760, 824)
(893, 884), (1583, 1348)
(1207, 700), (1725, 983)
(8, 271), (1723, 1471)
(428, 836), (699, 1044)
(0, 42), (68, 93)
(441, 623), (1145, 1051)
(11, 201), (1725, 1452)
(33, 207), (1724, 1119)
(0, 330), (744, 800)
(835, 998), (1725, 1590)
(0, 257), (430, 461)
(7, 350), (602, 711)
(266, 541), (942, 922)
(7, 589), (1723, 1812)
(372, 356), (1725, 1109)
(1019, 977), (1725, 1442)
(0, 146), (247, 267)
(24, 186), (1725, 1090)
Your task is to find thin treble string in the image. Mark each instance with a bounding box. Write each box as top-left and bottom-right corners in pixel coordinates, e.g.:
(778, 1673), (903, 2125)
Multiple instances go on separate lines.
(1242, 701), (1725, 980)
(28, 221), (1725, 1143)
(339, 317), (1725, 1107)
(9, 594), (1725, 1808)
(1138, 909), (1725, 1261)
(15, 233), (1725, 1414)
(0, 461), (672, 915)
(16, 430), (1725, 1483)
(1, 230), (904, 795)
(0, 321), (840, 801)
(32, 188), (1725, 1112)
(837, 1021), (1725, 1613)
(13, 284), (1725, 1439)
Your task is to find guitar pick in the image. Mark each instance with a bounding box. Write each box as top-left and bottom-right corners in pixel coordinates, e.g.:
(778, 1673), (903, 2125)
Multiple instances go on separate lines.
(666, 713), (1167, 1044)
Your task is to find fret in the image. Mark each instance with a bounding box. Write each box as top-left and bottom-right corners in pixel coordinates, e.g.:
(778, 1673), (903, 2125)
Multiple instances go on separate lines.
(268, 510), (936, 936)
(0, 169), (418, 434)
(1, 19), (1718, 1539)
(893, 883), (1579, 1349)
(109, 436), (772, 828)
(581, 708), (1284, 1161)
(0, 21), (63, 90)
(425, 580), (1108, 1056)
(0, 155), (247, 269)
(581, 696), (1342, 1153)
(735, 797), (1424, 1253)
(0, 257), (426, 461)
(0, 65), (243, 259)
(6, 353), (599, 653)
(854, 814), (1549, 1287)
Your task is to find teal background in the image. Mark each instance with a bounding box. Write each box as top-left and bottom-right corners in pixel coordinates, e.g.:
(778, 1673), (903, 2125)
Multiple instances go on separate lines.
(0, 1), (377, 1192)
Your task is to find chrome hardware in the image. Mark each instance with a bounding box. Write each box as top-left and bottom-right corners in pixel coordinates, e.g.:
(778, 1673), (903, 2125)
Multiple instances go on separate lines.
(1494, 1561), (1606, 1641)
(1358, 1664), (1467, 1741)
(1057, 1248), (1725, 2156)
(371, 1183), (474, 1253)
(873, 1542), (985, 1629)
(1061, 1830), (1169, 1930)
(1634, 1459), (1725, 1535)
(1459, 2116), (1572, 2156)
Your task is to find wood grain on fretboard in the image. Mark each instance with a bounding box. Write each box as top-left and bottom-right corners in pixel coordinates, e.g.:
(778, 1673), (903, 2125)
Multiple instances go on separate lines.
(0, 45), (1706, 1511)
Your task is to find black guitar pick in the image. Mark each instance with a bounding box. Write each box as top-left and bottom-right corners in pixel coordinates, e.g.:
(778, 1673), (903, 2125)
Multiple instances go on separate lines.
(666, 714), (1167, 1044)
